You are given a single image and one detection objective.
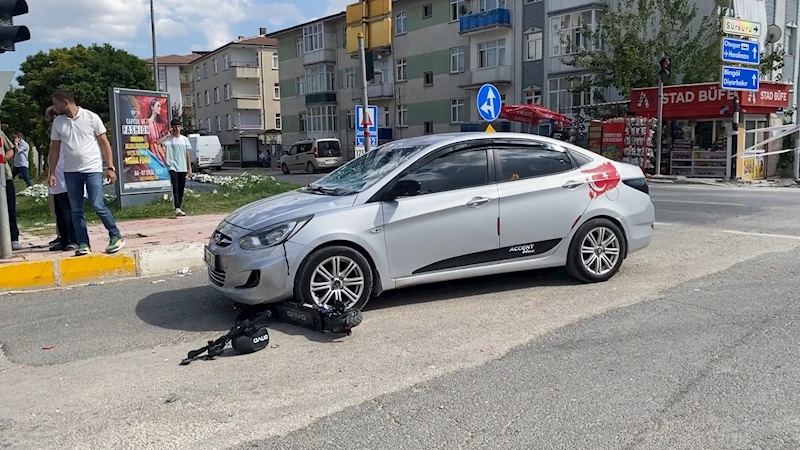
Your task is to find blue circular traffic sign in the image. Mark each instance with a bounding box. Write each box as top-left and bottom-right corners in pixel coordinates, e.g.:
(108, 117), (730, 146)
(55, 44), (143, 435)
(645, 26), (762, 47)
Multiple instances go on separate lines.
(477, 84), (502, 122)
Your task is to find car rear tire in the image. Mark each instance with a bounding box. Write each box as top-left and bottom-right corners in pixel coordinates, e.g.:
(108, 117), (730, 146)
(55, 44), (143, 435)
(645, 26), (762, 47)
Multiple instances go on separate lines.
(281, 163), (290, 174)
(295, 246), (373, 311)
(306, 162), (316, 174)
(566, 218), (626, 283)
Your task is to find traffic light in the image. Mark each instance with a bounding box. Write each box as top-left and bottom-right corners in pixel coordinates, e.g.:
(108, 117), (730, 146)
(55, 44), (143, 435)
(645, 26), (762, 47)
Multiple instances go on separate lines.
(658, 56), (671, 83)
(0, 0), (30, 53)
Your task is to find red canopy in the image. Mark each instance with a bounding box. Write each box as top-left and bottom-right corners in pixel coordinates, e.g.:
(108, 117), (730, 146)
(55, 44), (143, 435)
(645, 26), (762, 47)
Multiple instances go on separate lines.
(500, 104), (573, 126)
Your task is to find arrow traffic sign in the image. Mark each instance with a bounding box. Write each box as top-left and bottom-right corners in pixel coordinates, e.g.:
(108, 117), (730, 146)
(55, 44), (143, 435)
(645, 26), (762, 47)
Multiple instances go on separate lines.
(721, 37), (760, 65)
(721, 66), (760, 92)
(477, 83), (502, 122)
(723, 17), (760, 38)
(355, 105), (378, 147)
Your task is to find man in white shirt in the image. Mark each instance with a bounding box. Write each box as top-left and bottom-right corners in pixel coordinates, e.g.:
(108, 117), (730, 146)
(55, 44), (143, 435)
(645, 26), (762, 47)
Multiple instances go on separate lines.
(156, 119), (193, 217)
(48, 89), (125, 256)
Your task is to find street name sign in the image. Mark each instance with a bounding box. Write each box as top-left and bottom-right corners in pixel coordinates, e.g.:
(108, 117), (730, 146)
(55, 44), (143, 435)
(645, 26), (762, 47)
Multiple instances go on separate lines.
(723, 17), (761, 38)
(721, 37), (760, 65)
(721, 66), (760, 92)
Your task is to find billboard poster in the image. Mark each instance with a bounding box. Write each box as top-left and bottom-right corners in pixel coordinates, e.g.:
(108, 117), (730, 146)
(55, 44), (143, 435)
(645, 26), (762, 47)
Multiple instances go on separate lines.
(601, 122), (625, 161)
(109, 88), (172, 195)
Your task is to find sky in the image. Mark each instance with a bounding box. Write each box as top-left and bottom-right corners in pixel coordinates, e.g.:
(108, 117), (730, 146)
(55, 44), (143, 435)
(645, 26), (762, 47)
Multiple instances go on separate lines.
(1, 0), (351, 81)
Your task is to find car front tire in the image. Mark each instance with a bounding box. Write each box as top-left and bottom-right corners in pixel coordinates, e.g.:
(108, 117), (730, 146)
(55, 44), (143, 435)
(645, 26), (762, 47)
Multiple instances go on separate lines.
(566, 218), (627, 283)
(295, 246), (373, 311)
(281, 163), (290, 174)
(306, 162), (316, 174)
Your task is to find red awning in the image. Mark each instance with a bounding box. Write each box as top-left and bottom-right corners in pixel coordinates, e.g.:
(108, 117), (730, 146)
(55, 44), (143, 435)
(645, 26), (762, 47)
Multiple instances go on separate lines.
(500, 104), (573, 126)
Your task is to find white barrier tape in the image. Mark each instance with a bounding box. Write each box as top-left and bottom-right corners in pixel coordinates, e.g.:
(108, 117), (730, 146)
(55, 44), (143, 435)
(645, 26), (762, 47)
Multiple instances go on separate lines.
(729, 147), (800, 159)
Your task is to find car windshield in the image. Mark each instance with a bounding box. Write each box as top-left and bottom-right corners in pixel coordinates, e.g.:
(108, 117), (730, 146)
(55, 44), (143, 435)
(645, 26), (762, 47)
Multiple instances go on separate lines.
(307, 141), (427, 193)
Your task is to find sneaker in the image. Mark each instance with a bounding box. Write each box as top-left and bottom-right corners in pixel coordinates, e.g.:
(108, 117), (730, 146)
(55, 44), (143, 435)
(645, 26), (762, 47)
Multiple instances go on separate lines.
(11, 241), (22, 251)
(175, 208), (186, 217)
(105, 236), (125, 254)
(65, 244), (79, 251)
(75, 243), (91, 256)
(49, 243), (66, 252)
(49, 237), (61, 245)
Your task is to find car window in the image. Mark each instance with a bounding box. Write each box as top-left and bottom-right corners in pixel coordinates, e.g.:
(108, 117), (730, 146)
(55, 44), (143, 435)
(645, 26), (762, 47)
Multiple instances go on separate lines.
(288, 145), (297, 155)
(569, 150), (593, 167)
(399, 149), (489, 195)
(300, 143), (313, 153)
(496, 147), (574, 181)
(317, 141), (341, 157)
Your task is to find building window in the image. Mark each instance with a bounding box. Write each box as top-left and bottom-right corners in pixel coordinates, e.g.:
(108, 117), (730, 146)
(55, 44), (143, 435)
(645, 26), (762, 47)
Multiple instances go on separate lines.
(158, 67), (167, 92)
(424, 122), (434, 134)
(305, 64), (336, 93)
(345, 67), (356, 89)
(203, 62), (208, 78)
(196, 93), (202, 108)
(382, 106), (390, 127)
(450, 0), (465, 21)
(226, 114), (232, 130)
(346, 109), (355, 129)
(525, 29), (543, 61)
(275, 113), (282, 130)
(206, 117), (211, 132)
(479, 0), (505, 11)
(396, 58), (407, 81)
(450, 98), (464, 123)
(395, 11), (407, 35)
(223, 54), (230, 70)
(422, 4), (433, 18)
(214, 87), (220, 103)
(213, 58), (218, 74)
(216, 116), (221, 132)
(299, 112), (307, 132)
(273, 83), (280, 99)
(204, 90), (210, 105)
(195, 66), (201, 81)
(424, 71), (434, 86)
(478, 38), (506, 68)
(296, 76), (305, 95)
(550, 10), (595, 57)
(548, 76), (591, 112)
(303, 23), (324, 52)
(450, 46), (465, 73)
(306, 105), (337, 133)
(397, 104), (407, 127)
(272, 53), (279, 69)
(295, 37), (304, 57)
(524, 89), (542, 104)
(224, 84), (231, 101)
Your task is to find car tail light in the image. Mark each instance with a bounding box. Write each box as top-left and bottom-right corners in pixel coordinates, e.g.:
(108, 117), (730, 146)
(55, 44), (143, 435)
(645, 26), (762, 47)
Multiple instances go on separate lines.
(623, 177), (649, 195)
(313, 147), (318, 158)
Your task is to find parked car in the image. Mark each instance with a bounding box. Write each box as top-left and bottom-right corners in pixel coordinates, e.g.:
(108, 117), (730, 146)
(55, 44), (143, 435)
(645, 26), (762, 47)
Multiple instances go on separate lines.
(188, 134), (223, 172)
(205, 133), (655, 311)
(280, 138), (344, 174)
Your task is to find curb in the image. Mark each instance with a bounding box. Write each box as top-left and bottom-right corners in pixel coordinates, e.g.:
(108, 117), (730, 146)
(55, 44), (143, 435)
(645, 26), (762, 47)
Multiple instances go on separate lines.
(0, 243), (207, 292)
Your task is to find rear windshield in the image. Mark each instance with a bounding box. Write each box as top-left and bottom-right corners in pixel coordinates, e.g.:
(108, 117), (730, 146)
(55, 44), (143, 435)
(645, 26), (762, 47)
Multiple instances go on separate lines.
(317, 141), (341, 157)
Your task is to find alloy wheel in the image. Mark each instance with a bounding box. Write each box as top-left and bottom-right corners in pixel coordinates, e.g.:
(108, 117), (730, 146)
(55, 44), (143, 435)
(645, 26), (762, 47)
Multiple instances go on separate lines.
(309, 255), (365, 309)
(580, 226), (621, 276)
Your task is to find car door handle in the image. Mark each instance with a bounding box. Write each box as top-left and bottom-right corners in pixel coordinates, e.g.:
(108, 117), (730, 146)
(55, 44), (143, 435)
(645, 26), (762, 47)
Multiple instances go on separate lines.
(562, 180), (586, 189)
(466, 197), (491, 207)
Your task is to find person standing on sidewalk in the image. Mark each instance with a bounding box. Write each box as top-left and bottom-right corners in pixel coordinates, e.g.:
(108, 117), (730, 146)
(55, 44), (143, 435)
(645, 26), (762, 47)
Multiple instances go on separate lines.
(157, 119), (192, 217)
(1, 127), (21, 251)
(48, 89), (125, 256)
(45, 106), (77, 252)
(12, 132), (32, 188)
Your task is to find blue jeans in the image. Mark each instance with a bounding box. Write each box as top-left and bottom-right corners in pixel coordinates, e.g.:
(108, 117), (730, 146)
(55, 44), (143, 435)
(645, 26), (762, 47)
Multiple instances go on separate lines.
(64, 172), (120, 246)
(12, 167), (31, 187)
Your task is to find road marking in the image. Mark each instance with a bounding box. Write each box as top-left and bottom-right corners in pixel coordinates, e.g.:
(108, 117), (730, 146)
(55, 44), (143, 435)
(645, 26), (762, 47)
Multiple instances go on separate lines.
(721, 230), (800, 240)
(652, 199), (748, 206)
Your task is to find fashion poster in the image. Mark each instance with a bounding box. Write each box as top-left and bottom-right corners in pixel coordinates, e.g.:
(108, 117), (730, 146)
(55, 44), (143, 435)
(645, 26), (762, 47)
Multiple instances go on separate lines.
(114, 91), (171, 191)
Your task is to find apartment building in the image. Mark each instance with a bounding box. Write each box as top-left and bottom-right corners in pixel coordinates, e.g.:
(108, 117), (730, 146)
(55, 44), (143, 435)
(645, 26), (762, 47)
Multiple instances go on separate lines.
(144, 53), (204, 117)
(191, 31), (282, 164)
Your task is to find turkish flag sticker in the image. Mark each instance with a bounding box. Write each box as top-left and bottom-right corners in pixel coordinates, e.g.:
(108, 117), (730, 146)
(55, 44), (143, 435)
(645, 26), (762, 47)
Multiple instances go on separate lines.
(583, 162), (621, 199)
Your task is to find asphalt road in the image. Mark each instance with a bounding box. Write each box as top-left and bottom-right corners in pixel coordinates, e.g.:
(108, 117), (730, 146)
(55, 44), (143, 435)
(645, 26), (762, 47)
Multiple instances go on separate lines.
(2, 183), (800, 450)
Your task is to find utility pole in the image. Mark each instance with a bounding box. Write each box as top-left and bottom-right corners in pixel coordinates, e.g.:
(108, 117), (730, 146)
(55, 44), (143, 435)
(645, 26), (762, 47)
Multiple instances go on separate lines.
(150, 0), (159, 91)
(358, 31), (371, 154)
(656, 56), (670, 176)
(0, 157), (11, 259)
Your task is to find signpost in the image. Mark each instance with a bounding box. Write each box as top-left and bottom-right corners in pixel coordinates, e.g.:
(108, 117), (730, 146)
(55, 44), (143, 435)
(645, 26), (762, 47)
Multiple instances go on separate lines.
(721, 66), (760, 92)
(477, 83), (502, 132)
(721, 37), (761, 65)
(355, 104), (378, 148)
(723, 17), (761, 38)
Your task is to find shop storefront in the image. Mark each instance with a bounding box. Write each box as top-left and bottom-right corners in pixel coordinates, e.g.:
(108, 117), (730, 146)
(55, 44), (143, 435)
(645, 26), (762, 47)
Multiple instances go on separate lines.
(629, 81), (791, 179)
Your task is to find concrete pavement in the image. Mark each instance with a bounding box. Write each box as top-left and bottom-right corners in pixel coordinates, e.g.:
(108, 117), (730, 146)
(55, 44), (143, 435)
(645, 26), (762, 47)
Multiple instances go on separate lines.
(2, 184), (800, 449)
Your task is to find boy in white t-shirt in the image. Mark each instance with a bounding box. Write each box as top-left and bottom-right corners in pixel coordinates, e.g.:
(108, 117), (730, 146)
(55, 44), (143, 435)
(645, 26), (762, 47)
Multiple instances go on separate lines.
(156, 119), (193, 217)
(45, 106), (77, 251)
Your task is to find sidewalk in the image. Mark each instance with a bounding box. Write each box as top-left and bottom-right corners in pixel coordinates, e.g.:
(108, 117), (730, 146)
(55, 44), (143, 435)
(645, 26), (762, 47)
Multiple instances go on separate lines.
(0, 214), (226, 292)
(648, 175), (800, 188)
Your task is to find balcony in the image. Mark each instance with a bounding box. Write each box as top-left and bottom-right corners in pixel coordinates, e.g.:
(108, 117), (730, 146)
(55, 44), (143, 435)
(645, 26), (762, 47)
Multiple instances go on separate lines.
(305, 92), (337, 105)
(303, 48), (337, 66)
(180, 82), (192, 91)
(232, 94), (261, 110)
(232, 61), (260, 79)
(350, 82), (394, 101)
(459, 8), (511, 35)
(458, 65), (512, 88)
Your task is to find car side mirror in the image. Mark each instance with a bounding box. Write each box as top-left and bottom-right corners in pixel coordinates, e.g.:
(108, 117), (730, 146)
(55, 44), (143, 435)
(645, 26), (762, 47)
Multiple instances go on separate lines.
(384, 179), (421, 201)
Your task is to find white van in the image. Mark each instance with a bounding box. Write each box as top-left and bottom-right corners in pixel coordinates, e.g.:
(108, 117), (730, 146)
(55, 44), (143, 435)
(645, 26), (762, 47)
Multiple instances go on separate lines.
(188, 134), (223, 171)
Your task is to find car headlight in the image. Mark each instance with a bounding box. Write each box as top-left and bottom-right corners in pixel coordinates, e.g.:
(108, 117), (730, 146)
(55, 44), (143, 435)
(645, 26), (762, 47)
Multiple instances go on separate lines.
(238, 216), (312, 250)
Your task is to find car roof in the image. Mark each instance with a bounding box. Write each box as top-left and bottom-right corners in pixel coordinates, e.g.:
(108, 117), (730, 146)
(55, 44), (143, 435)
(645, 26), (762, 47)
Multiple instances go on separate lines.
(388, 132), (584, 152)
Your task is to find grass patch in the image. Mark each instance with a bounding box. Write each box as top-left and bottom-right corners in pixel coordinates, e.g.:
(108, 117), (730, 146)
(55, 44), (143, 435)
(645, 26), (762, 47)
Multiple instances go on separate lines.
(12, 174), (301, 233)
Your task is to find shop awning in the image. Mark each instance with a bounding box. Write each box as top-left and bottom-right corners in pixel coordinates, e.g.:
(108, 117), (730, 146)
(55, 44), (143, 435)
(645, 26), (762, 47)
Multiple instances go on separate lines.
(500, 104), (573, 126)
